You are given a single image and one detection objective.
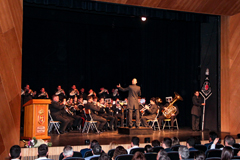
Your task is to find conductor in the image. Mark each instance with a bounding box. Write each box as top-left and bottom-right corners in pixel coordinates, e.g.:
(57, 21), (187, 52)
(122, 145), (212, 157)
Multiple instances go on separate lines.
(117, 78), (141, 128)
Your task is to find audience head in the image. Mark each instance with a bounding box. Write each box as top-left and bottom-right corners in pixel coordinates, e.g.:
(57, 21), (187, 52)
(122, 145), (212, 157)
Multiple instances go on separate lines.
(90, 140), (99, 149)
(63, 145), (73, 158)
(92, 144), (102, 155)
(9, 145), (21, 159)
(162, 138), (172, 149)
(221, 146), (233, 160)
(131, 137), (140, 146)
(112, 146), (127, 160)
(132, 151), (146, 160)
(178, 146), (189, 160)
(38, 144), (48, 158)
(152, 140), (160, 147)
(194, 151), (205, 160)
(224, 135), (235, 147)
(171, 137), (180, 146)
(186, 137), (195, 149)
(209, 131), (218, 142)
(109, 141), (118, 150)
(144, 145), (153, 153)
(157, 149), (167, 160)
(158, 155), (171, 160)
(99, 152), (110, 160)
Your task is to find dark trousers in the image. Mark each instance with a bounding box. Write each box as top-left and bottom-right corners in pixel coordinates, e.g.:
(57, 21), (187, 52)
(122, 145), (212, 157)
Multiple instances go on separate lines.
(192, 114), (200, 130)
(102, 115), (115, 129)
(92, 115), (107, 130)
(141, 114), (156, 127)
(114, 114), (124, 128)
(158, 115), (176, 127)
(52, 113), (71, 132)
(129, 109), (140, 127)
(71, 115), (83, 128)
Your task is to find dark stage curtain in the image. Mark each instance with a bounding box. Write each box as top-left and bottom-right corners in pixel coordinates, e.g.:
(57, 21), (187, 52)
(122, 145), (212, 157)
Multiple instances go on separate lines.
(22, 1), (218, 128)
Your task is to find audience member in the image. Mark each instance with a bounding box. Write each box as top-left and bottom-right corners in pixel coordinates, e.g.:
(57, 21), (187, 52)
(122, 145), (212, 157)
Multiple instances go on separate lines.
(152, 140), (160, 147)
(156, 150), (167, 160)
(161, 138), (172, 152)
(158, 155), (171, 160)
(178, 146), (189, 160)
(80, 140), (99, 157)
(186, 137), (198, 151)
(36, 144), (50, 160)
(99, 152), (110, 160)
(85, 144), (102, 160)
(204, 131), (218, 148)
(112, 146), (127, 160)
(211, 135), (235, 149)
(63, 145), (73, 159)
(194, 151), (205, 160)
(171, 137), (180, 147)
(127, 137), (140, 154)
(9, 145), (21, 160)
(144, 145), (153, 153)
(132, 151), (146, 160)
(221, 146), (233, 160)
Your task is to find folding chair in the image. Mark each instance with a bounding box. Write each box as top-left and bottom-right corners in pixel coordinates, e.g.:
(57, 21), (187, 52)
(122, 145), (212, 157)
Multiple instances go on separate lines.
(48, 110), (60, 134)
(82, 108), (100, 133)
(162, 117), (179, 130)
(147, 109), (160, 131)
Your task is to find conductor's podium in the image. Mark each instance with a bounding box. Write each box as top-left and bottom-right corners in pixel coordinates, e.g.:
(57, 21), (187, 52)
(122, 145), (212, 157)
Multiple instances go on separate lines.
(21, 99), (51, 139)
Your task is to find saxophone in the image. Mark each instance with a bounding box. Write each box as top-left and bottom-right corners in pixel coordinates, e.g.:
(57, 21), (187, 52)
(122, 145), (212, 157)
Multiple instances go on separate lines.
(162, 92), (183, 118)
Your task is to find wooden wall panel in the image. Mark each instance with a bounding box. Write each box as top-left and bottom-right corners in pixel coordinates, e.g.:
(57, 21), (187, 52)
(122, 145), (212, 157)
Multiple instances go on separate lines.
(221, 13), (240, 135)
(95, 0), (240, 16)
(0, 0), (22, 159)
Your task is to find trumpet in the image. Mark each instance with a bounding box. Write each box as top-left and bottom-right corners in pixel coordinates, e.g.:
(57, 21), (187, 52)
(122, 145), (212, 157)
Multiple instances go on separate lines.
(64, 106), (74, 116)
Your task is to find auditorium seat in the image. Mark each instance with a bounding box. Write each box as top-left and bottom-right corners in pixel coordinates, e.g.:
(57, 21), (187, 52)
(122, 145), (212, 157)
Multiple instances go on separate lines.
(80, 148), (91, 157)
(232, 156), (240, 159)
(207, 144), (224, 150)
(194, 144), (207, 152)
(171, 145), (182, 151)
(108, 149), (115, 159)
(167, 151), (179, 160)
(206, 158), (221, 160)
(233, 148), (240, 156)
(129, 147), (145, 154)
(206, 149), (222, 158)
(144, 153), (157, 160)
(152, 146), (164, 153)
(90, 157), (99, 160)
(189, 150), (199, 158)
(115, 154), (133, 160)
(233, 144), (240, 149)
(84, 150), (93, 158)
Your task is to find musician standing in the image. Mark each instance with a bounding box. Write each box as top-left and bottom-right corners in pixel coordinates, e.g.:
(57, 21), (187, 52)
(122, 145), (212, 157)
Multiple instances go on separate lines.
(23, 84), (36, 104)
(191, 91), (205, 131)
(69, 85), (79, 99)
(38, 88), (49, 99)
(140, 97), (158, 127)
(117, 78), (141, 128)
(55, 85), (66, 101)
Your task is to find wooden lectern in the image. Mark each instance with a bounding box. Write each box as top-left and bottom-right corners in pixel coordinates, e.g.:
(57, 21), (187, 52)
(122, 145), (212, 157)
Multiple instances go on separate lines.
(22, 99), (51, 140)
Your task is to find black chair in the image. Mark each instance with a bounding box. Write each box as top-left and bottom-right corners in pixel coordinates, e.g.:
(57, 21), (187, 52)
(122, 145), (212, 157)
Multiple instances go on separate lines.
(144, 153), (157, 160)
(233, 144), (240, 149)
(90, 157), (99, 160)
(208, 144), (224, 150)
(59, 151), (83, 160)
(115, 154), (133, 160)
(64, 158), (84, 160)
(189, 151), (199, 158)
(108, 149), (115, 159)
(206, 158), (221, 160)
(129, 148), (145, 154)
(152, 146), (164, 153)
(206, 149), (222, 158)
(167, 151), (179, 160)
(171, 145), (182, 151)
(233, 148), (240, 156)
(84, 150), (93, 158)
(194, 144), (207, 152)
(232, 156), (240, 159)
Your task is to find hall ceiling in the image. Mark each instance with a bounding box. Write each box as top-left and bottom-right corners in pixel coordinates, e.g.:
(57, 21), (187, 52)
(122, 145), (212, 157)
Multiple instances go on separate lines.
(94, 0), (240, 16)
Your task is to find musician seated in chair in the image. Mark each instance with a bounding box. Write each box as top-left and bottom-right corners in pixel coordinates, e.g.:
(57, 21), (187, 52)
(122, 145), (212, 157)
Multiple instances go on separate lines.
(140, 97), (158, 127)
(158, 96), (179, 130)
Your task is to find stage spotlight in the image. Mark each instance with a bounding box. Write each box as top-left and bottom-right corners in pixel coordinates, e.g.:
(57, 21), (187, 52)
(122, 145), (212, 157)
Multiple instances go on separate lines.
(85, 139), (90, 145)
(141, 17), (147, 21)
(144, 137), (150, 143)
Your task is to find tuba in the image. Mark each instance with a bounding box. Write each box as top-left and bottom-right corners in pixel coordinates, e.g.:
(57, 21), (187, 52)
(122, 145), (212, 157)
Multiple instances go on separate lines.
(162, 92), (183, 118)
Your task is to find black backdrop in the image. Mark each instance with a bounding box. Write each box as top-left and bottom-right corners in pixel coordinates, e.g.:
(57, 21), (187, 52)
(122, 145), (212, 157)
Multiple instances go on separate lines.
(22, 0), (219, 128)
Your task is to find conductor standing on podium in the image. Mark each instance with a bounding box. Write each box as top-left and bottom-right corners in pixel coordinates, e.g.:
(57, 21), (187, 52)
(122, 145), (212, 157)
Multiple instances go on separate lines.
(117, 78), (141, 128)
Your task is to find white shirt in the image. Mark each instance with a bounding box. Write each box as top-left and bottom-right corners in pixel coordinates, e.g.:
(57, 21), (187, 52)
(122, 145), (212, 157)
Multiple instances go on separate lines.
(127, 145), (139, 154)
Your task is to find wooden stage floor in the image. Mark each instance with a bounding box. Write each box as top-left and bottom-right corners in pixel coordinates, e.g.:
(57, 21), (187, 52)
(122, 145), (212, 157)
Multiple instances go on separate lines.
(49, 127), (232, 147)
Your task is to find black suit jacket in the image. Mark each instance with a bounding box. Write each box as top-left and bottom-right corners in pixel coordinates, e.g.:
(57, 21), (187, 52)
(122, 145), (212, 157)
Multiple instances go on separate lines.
(119, 84), (141, 110)
(191, 95), (203, 117)
(49, 101), (65, 116)
(85, 102), (100, 117)
(145, 104), (158, 115)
